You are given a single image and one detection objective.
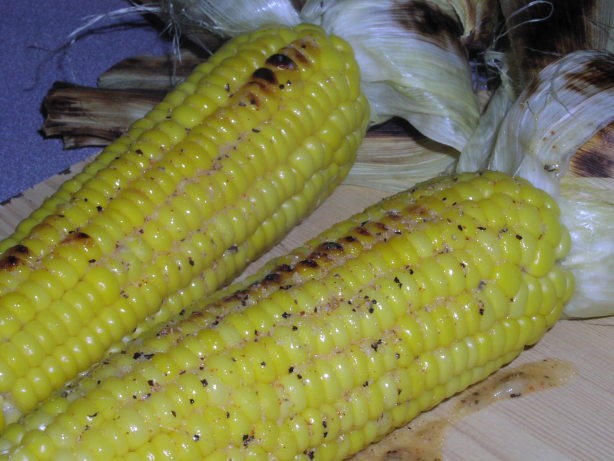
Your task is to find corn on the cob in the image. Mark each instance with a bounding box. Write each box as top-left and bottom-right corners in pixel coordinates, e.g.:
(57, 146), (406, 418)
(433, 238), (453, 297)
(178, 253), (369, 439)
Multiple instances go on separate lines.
(0, 171), (574, 460)
(0, 23), (369, 427)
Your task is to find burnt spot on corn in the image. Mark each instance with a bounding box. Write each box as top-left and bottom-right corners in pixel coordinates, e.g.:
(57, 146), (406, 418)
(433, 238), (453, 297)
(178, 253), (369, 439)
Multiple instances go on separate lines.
(317, 241), (344, 252)
(222, 289), (251, 307)
(252, 67), (277, 85)
(62, 231), (94, 249)
(0, 244), (30, 270)
(263, 273), (282, 284)
(275, 263), (294, 273)
(298, 258), (319, 269)
(266, 53), (297, 70)
(66, 231), (91, 241)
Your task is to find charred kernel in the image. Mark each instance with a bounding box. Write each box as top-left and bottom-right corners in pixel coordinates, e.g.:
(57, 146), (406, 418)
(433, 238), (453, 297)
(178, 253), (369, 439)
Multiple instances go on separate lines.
(252, 68), (277, 84)
(266, 53), (297, 69)
(264, 273), (281, 283)
(298, 259), (318, 268)
(318, 241), (344, 252)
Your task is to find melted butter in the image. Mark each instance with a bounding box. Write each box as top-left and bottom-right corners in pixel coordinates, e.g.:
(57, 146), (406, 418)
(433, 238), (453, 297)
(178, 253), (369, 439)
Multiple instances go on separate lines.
(351, 358), (576, 461)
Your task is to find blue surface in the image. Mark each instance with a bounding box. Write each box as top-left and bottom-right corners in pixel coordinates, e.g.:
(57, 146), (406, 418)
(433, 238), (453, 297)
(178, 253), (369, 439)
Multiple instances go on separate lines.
(0, 1), (171, 202)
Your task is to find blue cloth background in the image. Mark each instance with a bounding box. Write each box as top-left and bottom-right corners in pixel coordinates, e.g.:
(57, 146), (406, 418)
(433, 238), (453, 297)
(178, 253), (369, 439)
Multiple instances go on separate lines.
(0, 1), (171, 202)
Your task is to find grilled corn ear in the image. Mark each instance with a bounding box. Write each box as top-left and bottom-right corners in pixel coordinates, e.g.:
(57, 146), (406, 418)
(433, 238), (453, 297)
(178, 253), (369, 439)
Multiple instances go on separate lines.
(0, 23), (369, 427)
(0, 171), (574, 459)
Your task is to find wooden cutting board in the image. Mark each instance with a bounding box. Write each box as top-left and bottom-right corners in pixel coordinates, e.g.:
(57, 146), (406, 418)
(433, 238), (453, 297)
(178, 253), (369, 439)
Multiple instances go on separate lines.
(0, 160), (612, 460)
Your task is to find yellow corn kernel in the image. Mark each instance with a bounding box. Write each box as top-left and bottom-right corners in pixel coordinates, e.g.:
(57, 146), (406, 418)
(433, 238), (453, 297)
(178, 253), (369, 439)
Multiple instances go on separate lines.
(0, 24), (369, 425)
(0, 171), (573, 459)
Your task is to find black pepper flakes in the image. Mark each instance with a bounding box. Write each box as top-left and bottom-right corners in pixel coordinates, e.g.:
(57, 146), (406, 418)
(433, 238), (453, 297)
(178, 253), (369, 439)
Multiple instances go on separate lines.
(242, 433), (255, 447)
(132, 352), (155, 360)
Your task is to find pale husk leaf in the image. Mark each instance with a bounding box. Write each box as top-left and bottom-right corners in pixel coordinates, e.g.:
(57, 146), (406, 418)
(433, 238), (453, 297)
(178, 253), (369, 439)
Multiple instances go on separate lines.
(301, 0), (481, 151)
(558, 176), (614, 318)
